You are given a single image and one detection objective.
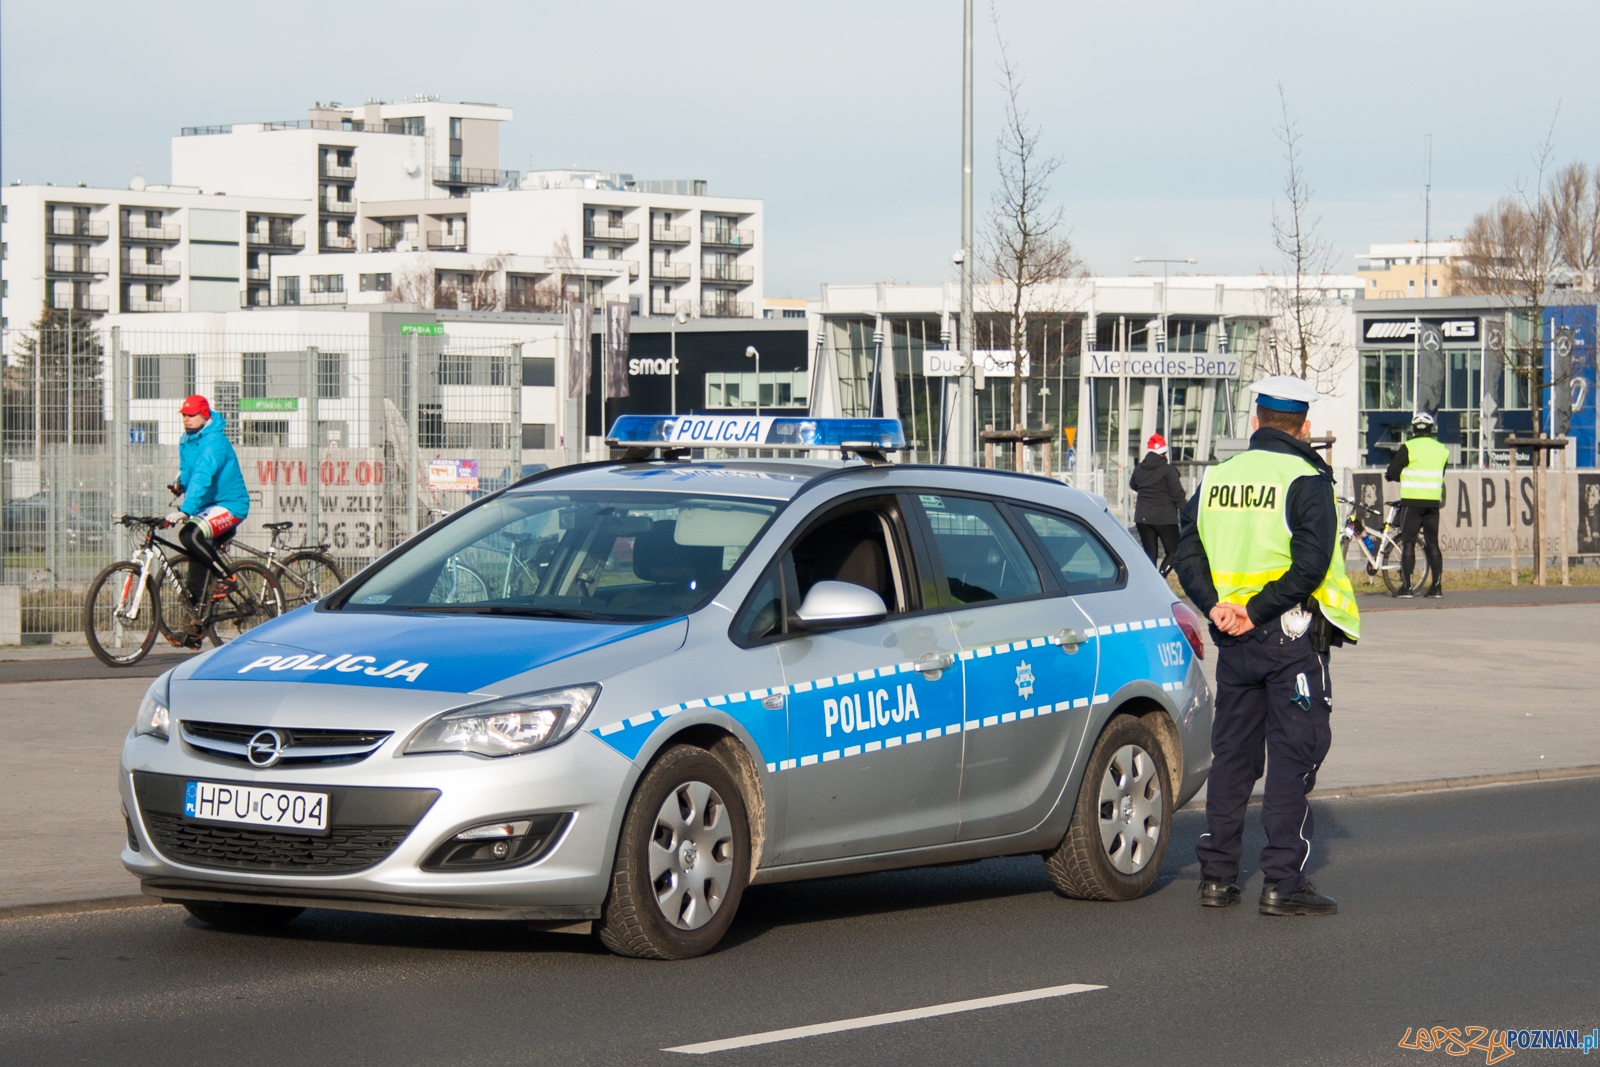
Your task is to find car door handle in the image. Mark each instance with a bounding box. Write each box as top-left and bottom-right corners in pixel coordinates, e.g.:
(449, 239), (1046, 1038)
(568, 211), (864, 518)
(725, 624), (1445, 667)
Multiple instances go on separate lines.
(1057, 628), (1085, 654)
(914, 652), (954, 677)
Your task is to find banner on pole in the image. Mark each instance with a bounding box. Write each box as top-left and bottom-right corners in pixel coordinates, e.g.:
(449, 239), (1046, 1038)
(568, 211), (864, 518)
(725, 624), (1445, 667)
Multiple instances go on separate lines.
(565, 300), (587, 399)
(604, 301), (631, 398)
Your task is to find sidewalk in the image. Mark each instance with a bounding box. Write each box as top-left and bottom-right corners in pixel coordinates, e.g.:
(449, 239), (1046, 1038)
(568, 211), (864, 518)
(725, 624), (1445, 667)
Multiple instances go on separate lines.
(3, 601), (1598, 914)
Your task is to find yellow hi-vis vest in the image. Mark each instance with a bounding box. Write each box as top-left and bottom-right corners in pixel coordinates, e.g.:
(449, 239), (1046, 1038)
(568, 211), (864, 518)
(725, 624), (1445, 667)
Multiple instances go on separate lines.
(1399, 434), (1450, 502)
(1196, 449), (1361, 641)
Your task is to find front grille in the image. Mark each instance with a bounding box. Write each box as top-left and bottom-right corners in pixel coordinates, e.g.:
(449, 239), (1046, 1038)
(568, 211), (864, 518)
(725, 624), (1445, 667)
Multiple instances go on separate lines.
(144, 812), (410, 873)
(181, 720), (392, 766)
(132, 771), (439, 876)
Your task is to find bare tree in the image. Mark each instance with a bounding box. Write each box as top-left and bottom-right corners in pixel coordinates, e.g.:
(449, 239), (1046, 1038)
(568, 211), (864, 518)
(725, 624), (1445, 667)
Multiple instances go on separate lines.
(980, 9), (1083, 456)
(1259, 84), (1351, 393)
(1549, 161), (1600, 285)
(388, 258), (436, 308)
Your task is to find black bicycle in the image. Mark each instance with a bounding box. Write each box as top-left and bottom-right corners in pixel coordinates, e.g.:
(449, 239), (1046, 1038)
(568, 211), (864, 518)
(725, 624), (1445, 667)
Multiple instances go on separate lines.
(82, 516), (284, 667)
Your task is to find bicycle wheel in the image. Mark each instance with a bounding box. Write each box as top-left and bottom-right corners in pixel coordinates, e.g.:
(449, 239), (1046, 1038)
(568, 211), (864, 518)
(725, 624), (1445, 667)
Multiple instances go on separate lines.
(205, 561), (284, 646)
(428, 559), (490, 604)
(278, 551), (346, 610)
(1378, 542), (1431, 596)
(83, 561), (159, 667)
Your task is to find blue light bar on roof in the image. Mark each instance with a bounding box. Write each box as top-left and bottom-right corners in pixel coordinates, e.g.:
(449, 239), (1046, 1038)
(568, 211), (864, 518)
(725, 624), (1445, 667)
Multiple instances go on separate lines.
(607, 415), (905, 451)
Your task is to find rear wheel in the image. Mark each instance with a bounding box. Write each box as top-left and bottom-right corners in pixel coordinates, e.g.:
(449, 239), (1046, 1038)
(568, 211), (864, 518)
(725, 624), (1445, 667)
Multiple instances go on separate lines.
(82, 561), (158, 667)
(1045, 715), (1171, 901)
(1379, 542), (1430, 596)
(204, 561), (283, 646)
(599, 745), (750, 960)
(278, 551), (345, 610)
(183, 902), (304, 930)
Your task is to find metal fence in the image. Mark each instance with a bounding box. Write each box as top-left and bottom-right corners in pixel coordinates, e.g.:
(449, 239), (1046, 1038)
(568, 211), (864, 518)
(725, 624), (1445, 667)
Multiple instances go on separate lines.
(2, 324), (524, 640)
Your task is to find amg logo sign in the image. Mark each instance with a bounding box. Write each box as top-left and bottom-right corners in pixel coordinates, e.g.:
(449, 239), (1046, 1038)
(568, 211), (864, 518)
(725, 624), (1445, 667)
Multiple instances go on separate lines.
(1363, 319), (1478, 342)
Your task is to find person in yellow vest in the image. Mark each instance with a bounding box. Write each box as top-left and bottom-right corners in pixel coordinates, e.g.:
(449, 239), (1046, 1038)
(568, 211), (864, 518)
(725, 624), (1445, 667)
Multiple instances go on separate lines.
(1385, 411), (1448, 598)
(1174, 375), (1361, 916)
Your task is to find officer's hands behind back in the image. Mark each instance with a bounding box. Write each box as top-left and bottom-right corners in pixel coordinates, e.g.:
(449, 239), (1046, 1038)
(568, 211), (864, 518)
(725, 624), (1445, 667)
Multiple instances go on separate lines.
(1209, 603), (1255, 636)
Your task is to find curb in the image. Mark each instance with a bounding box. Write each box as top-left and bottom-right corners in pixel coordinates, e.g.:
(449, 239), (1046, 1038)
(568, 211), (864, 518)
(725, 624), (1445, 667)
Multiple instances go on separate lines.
(6, 766), (1600, 922)
(1177, 763), (1600, 812)
(0, 894), (168, 923)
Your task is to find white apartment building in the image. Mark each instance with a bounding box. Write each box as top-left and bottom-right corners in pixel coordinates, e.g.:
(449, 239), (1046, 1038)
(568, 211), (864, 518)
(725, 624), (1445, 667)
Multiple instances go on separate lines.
(4, 96), (764, 328)
(0, 183), (310, 326)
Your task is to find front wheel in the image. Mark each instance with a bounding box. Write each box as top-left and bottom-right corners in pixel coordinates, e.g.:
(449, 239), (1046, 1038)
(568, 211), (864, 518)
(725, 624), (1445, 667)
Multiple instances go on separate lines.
(599, 745), (751, 959)
(205, 561), (283, 645)
(83, 561), (158, 667)
(1045, 714), (1171, 901)
(278, 551), (345, 610)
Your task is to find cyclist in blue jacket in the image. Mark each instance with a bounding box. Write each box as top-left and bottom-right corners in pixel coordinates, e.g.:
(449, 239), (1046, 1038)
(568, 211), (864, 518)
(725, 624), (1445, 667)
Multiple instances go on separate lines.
(166, 394), (250, 645)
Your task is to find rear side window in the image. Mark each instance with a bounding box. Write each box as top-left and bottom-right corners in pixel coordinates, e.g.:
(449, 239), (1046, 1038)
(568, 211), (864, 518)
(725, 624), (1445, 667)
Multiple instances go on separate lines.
(917, 494), (1042, 606)
(1017, 508), (1124, 595)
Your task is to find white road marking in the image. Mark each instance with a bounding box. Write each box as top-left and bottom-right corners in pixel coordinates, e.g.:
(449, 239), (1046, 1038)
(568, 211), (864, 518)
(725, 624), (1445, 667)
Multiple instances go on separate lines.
(663, 983), (1106, 1055)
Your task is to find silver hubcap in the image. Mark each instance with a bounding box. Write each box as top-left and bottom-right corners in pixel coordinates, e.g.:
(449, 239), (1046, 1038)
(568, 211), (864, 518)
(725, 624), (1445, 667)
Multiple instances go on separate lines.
(648, 781), (734, 931)
(1098, 744), (1163, 874)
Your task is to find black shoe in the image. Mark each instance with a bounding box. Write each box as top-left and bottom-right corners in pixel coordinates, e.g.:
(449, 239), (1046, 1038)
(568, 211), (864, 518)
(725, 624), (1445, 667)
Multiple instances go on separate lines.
(1424, 584), (1443, 598)
(1199, 881), (1241, 908)
(181, 633), (204, 650)
(1259, 880), (1337, 916)
(1395, 584), (1415, 599)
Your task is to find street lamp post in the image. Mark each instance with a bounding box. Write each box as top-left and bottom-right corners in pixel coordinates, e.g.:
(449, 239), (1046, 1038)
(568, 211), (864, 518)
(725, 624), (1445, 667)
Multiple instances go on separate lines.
(1132, 256), (1196, 447)
(745, 345), (761, 416)
(671, 307), (688, 416)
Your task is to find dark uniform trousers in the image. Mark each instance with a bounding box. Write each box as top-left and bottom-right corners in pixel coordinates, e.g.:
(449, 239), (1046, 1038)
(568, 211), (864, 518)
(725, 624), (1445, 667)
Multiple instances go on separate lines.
(1197, 625), (1332, 894)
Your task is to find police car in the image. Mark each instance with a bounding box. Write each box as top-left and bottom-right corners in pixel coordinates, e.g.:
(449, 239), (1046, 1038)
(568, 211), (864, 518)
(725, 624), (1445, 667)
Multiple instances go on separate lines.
(120, 416), (1213, 959)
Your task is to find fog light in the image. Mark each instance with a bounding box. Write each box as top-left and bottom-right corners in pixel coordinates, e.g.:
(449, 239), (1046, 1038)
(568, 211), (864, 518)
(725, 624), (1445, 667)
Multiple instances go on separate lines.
(422, 813), (571, 871)
(122, 804), (140, 853)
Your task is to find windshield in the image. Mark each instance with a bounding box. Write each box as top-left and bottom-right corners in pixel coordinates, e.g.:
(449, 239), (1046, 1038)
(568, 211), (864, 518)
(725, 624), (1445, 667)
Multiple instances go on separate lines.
(337, 491), (778, 621)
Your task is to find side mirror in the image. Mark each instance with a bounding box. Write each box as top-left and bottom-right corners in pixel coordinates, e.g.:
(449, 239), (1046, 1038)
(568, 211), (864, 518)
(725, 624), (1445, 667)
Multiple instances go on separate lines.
(793, 581), (887, 631)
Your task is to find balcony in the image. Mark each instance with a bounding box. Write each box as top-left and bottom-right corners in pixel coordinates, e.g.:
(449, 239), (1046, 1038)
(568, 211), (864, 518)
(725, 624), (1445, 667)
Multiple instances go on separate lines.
(650, 261), (692, 281)
(128, 298), (182, 313)
(651, 224), (691, 244)
(320, 234), (357, 251)
(701, 299), (753, 319)
(51, 293), (110, 313)
(306, 291), (348, 306)
(49, 218), (110, 239)
(247, 229), (305, 249)
(323, 198), (357, 215)
(650, 298), (694, 318)
(366, 232), (413, 251)
(320, 162), (357, 181)
(701, 263), (754, 285)
(123, 260), (182, 279)
(121, 223), (181, 242)
(426, 230), (467, 250)
(584, 220), (639, 243)
(431, 166), (513, 186)
(48, 257), (110, 275)
(240, 290), (271, 308)
(702, 227), (754, 248)
(247, 267), (271, 281)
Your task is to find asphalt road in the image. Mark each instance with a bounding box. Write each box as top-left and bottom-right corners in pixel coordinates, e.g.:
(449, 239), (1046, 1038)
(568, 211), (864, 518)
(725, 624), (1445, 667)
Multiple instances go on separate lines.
(3, 777), (1594, 1067)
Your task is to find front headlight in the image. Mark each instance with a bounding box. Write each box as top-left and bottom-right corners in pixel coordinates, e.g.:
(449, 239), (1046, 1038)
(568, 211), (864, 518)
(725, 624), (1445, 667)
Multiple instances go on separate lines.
(135, 672), (171, 741)
(404, 685), (599, 758)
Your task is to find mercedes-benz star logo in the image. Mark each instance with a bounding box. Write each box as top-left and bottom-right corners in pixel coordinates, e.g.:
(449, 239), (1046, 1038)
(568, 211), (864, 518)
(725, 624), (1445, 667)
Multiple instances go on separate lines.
(247, 729), (285, 768)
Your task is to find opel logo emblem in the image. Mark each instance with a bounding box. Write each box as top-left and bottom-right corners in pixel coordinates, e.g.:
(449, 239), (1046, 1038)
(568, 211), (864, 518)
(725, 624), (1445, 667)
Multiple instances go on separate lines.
(247, 729), (285, 768)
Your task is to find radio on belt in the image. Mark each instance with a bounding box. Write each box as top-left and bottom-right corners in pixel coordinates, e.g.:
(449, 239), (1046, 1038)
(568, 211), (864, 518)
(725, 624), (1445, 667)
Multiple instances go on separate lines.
(606, 415), (905, 464)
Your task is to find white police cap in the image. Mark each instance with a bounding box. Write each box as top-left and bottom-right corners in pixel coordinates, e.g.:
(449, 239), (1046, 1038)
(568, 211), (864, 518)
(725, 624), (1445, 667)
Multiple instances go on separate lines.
(1248, 375), (1320, 413)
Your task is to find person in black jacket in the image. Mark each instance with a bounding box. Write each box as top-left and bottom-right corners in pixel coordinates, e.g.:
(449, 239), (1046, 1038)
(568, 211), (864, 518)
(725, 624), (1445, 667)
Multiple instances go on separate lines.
(1130, 433), (1186, 574)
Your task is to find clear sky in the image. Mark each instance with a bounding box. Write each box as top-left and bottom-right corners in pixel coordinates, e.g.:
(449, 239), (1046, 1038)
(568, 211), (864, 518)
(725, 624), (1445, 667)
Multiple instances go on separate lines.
(4, 1), (1597, 296)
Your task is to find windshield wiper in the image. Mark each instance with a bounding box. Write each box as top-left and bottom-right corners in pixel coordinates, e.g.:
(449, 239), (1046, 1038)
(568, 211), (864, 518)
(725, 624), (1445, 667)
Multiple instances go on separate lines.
(405, 604), (610, 620)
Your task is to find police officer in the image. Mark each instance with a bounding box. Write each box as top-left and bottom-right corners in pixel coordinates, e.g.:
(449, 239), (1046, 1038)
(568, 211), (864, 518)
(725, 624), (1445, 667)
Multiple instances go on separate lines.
(1385, 411), (1448, 598)
(1174, 376), (1361, 916)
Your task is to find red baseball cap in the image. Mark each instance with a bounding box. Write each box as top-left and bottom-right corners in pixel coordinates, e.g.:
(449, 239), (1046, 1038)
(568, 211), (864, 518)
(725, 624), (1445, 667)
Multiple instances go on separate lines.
(179, 394), (211, 417)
